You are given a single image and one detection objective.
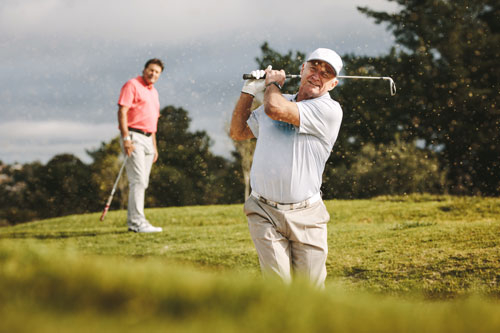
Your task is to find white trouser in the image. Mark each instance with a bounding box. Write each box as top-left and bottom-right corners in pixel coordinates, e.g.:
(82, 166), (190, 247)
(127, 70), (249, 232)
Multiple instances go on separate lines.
(122, 132), (155, 229)
(244, 194), (330, 288)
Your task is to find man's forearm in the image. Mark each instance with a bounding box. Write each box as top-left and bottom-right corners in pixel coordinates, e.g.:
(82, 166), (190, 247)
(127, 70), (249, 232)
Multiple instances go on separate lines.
(152, 133), (157, 151)
(230, 93), (255, 141)
(118, 105), (135, 156)
(118, 106), (129, 138)
(264, 85), (300, 126)
(264, 84), (286, 112)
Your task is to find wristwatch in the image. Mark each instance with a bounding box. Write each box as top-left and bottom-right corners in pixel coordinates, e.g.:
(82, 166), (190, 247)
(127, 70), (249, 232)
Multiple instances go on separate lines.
(266, 81), (282, 90)
(123, 135), (131, 141)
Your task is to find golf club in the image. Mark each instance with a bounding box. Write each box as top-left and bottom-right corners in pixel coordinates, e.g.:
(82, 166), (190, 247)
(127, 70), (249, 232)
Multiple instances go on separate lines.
(242, 73), (397, 96)
(100, 155), (128, 221)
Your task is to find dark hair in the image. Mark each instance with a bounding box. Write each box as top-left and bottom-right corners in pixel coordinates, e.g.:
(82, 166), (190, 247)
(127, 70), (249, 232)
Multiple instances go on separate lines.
(144, 58), (164, 72)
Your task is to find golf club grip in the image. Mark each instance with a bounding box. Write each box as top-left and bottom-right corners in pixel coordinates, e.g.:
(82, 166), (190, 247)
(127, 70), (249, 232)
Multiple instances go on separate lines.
(100, 204), (110, 221)
(242, 74), (300, 80)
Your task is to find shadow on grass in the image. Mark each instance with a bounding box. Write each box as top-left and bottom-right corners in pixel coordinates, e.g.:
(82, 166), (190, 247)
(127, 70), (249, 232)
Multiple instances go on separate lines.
(0, 230), (129, 240)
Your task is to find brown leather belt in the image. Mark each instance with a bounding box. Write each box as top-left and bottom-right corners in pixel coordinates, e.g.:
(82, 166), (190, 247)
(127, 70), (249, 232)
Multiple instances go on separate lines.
(128, 127), (152, 137)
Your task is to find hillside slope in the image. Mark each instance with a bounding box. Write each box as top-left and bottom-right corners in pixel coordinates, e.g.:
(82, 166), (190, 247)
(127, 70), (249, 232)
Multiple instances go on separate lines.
(1, 195), (499, 332)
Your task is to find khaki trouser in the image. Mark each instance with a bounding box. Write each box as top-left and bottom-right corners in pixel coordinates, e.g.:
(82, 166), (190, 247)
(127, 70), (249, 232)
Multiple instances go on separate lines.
(244, 195), (330, 288)
(122, 132), (155, 230)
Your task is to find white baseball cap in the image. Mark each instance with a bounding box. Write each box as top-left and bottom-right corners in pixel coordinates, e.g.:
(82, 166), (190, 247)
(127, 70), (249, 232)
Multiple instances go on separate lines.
(306, 48), (343, 76)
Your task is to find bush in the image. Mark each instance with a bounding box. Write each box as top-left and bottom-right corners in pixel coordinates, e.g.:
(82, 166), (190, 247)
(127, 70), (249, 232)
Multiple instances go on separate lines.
(325, 140), (447, 198)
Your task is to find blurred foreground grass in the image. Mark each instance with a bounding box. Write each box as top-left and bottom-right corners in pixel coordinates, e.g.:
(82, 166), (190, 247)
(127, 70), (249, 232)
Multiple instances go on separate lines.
(1, 194), (499, 332)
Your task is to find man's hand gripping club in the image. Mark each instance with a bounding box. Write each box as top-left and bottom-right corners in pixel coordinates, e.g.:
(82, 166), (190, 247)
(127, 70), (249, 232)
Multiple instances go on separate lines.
(241, 65), (272, 105)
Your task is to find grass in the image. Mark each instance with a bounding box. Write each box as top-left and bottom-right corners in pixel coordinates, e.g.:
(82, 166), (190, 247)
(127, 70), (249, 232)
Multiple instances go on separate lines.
(1, 194), (500, 332)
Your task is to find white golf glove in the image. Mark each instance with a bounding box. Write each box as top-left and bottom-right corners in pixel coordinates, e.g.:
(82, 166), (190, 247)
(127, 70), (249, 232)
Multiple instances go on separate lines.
(241, 65), (271, 98)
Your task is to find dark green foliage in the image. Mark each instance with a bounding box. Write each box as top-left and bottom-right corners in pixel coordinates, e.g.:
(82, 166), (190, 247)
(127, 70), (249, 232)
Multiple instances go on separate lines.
(324, 139), (447, 198)
(87, 137), (127, 210)
(0, 161), (45, 225)
(356, 0), (500, 195)
(149, 105), (244, 207)
(151, 106), (213, 206)
(320, 0), (500, 198)
(0, 155), (99, 224)
(39, 154), (98, 217)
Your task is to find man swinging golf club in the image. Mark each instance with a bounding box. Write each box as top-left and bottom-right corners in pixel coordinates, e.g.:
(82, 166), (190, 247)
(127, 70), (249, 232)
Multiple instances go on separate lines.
(230, 48), (343, 287)
(117, 58), (164, 233)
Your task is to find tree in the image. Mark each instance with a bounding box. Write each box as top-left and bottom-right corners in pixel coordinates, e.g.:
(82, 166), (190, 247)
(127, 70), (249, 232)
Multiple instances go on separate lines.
(322, 51), (405, 199)
(357, 0), (500, 195)
(87, 137), (128, 210)
(150, 105), (244, 206)
(325, 138), (448, 198)
(0, 162), (39, 225)
(38, 154), (98, 218)
(232, 139), (255, 201)
(1, 154), (98, 224)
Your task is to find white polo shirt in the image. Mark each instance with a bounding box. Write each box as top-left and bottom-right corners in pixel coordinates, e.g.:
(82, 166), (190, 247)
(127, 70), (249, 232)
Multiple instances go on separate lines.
(247, 92), (342, 203)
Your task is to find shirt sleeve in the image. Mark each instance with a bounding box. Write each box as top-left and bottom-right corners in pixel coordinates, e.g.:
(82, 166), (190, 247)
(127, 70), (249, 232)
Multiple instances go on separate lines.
(297, 98), (343, 144)
(246, 106), (263, 138)
(117, 80), (135, 107)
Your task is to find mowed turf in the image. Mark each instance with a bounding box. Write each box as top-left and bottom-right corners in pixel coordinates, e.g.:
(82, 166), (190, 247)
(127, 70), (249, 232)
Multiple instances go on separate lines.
(1, 194), (499, 332)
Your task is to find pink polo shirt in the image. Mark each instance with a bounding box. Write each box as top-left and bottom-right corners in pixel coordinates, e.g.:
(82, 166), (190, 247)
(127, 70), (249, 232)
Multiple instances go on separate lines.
(118, 76), (160, 133)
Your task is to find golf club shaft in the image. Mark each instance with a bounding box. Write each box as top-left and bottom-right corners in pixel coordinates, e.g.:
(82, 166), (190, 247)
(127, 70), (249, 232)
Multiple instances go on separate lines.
(242, 74), (397, 95)
(242, 74), (302, 80)
(100, 155), (128, 221)
(244, 73), (389, 80)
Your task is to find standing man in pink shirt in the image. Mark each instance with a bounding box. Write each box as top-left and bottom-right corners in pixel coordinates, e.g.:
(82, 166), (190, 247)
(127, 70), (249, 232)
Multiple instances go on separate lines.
(117, 58), (164, 233)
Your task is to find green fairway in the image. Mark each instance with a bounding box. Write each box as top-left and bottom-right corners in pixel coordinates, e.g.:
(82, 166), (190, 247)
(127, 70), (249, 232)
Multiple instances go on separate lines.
(1, 195), (499, 332)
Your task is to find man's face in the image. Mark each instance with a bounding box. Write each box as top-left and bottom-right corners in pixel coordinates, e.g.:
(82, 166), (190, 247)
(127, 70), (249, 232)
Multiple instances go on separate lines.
(299, 60), (338, 98)
(142, 64), (162, 85)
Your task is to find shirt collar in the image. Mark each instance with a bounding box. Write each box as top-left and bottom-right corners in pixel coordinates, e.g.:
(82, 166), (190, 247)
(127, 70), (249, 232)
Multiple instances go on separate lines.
(137, 76), (153, 89)
(294, 91), (331, 102)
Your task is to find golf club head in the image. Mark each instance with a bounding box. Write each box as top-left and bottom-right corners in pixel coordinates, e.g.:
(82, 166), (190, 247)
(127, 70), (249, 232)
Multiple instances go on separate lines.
(388, 78), (397, 96)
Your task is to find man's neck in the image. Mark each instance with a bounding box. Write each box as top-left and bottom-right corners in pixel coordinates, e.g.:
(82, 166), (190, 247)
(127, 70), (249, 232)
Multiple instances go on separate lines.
(296, 91), (315, 102)
(141, 76), (153, 87)
(296, 89), (329, 102)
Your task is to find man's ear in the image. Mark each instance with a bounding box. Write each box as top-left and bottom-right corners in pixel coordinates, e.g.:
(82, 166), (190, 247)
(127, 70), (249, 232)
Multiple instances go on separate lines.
(328, 78), (339, 91)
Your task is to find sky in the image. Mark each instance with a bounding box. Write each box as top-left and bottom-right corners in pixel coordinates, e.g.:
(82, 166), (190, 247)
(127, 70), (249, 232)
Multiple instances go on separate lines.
(0, 0), (399, 165)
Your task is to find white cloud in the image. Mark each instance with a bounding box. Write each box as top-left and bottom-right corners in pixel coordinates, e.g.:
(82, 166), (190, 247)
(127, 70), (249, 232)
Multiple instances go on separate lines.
(0, 0), (250, 42)
(0, 0), (397, 44)
(0, 120), (118, 164)
(0, 120), (115, 139)
(0, 0), (400, 164)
